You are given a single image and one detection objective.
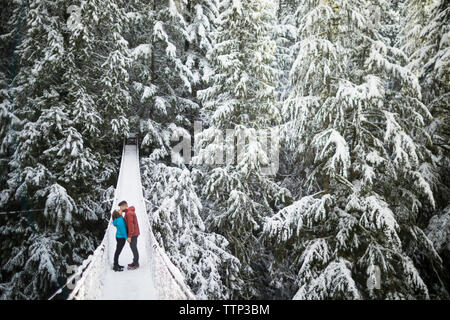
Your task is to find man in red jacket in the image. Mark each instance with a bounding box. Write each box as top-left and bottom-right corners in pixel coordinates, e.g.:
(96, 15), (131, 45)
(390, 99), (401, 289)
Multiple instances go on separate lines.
(118, 200), (140, 270)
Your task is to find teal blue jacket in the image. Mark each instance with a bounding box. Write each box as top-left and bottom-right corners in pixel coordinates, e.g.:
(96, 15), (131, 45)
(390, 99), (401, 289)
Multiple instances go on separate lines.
(112, 216), (128, 239)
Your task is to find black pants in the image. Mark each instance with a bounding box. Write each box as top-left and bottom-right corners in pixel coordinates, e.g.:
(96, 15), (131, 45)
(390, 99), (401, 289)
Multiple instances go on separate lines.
(114, 238), (126, 266)
(130, 235), (139, 265)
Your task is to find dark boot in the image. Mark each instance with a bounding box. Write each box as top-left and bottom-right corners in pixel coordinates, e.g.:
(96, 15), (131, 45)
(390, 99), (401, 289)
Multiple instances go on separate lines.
(113, 265), (123, 272)
(127, 263), (139, 270)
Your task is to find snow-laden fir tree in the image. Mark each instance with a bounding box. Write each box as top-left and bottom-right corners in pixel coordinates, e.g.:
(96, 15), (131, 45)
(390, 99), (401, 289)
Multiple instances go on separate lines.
(398, 0), (450, 297)
(5, 0), (131, 229)
(273, 0), (298, 104)
(414, 0), (449, 117)
(0, 0), (129, 299)
(141, 160), (241, 299)
(264, 0), (442, 299)
(184, 0), (220, 88)
(0, 0), (22, 202)
(424, 204), (450, 296)
(193, 0), (291, 299)
(0, 74), (13, 193)
(260, 0), (303, 299)
(0, 84), (12, 201)
(426, 205), (450, 256)
(400, 0), (450, 206)
(124, 0), (203, 161)
(398, 0), (437, 71)
(125, 0), (241, 299)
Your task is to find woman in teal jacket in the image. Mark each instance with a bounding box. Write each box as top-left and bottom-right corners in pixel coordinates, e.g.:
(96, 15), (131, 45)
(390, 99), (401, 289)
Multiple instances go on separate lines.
(112, 210), (128, 271)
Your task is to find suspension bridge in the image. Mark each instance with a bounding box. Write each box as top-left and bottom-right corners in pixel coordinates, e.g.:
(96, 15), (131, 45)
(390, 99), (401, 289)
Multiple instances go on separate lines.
(49, 143), (195, 300)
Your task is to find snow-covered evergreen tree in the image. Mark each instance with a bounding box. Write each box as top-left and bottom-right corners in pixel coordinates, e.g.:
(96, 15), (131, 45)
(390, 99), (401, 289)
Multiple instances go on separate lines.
(0, 0), (130, 299)
(400, 0), (450, 207)
(5, 0), (130, 224)
(274, 0), (299, 103)
(126, 0), (241, 300)
(0, 0), (23, 205)
(397, 0), (450, 297)
(423, 204), (450, 297)
(124, 0), (201, 161)
(141, 160), (241, 299)
(426, 206), (450, 255)
(184, 0), (219, 88)
(0, 76), (13, 195)
(193, 0), (291, 299)
(264, 0), (442, 299)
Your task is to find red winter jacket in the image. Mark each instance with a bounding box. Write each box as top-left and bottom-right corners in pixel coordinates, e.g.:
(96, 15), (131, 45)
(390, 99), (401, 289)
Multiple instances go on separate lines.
(124, 206), (140, 237)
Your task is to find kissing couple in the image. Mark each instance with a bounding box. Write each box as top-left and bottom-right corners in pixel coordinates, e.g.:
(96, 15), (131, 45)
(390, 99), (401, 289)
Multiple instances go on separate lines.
(111, 200), (140, 271)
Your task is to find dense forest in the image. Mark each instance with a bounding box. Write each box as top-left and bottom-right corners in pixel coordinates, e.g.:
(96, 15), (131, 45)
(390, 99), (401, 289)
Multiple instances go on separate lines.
(0, 0), (448, 300)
